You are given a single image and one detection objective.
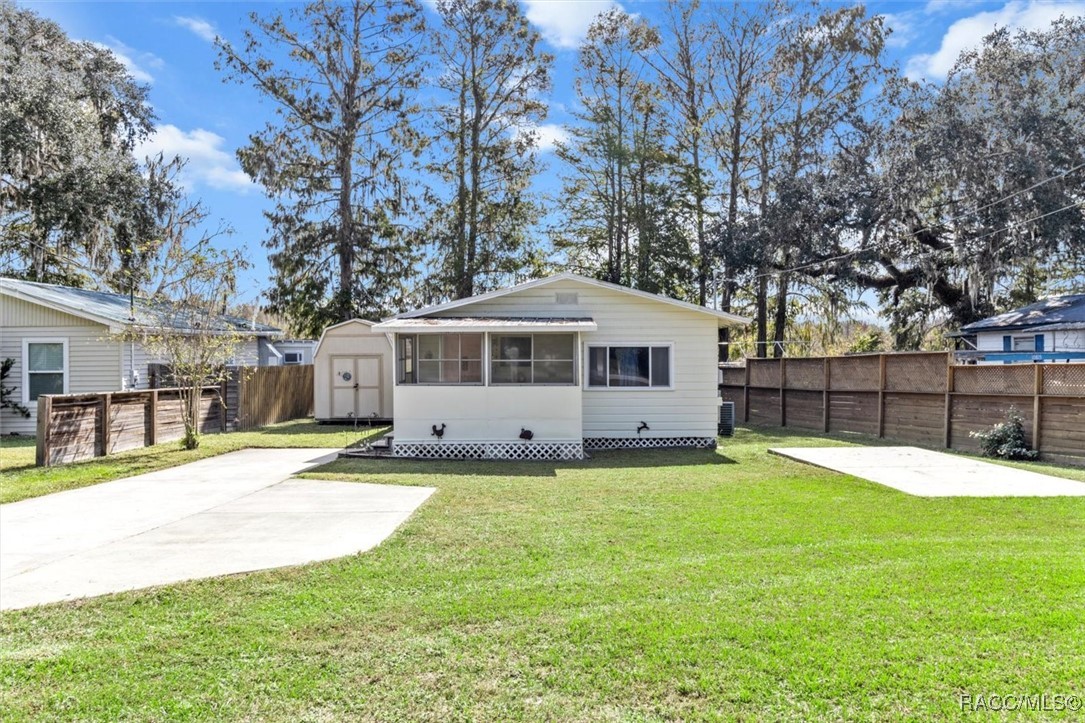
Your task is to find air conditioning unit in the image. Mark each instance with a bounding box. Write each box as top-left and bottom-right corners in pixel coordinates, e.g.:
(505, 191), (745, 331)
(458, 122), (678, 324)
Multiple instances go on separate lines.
(718, 401), (735, 437)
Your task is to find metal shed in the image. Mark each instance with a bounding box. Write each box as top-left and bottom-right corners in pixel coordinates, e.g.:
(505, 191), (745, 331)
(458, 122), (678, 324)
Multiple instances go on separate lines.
(313, 319), (394, 422)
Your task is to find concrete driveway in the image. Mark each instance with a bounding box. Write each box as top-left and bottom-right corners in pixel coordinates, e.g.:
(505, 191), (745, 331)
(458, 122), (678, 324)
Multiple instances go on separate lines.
(770, 446), (1085, 497)
(0, 448), (434, 610)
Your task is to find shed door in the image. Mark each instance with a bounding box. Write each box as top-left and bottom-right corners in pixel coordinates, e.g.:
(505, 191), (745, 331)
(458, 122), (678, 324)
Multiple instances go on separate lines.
(331, 355), (382, 418)
(355, 356), (382, 417)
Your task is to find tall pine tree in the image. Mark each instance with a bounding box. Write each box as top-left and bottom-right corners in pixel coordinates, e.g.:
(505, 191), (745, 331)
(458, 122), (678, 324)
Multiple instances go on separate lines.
(424, 0), (552, 301)
(218, 0), (427, 336)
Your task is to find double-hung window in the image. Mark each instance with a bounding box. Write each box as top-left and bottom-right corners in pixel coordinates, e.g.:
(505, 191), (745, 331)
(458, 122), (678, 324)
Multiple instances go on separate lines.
(490, 333), (576, 385)
(587, 344), (671, 388)
(397, 333), (482, 384)
(24, 339), (67, 402)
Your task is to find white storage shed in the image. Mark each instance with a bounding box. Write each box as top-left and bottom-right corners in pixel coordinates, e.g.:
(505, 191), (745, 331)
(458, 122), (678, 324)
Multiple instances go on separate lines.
(313, 319), (394, 422)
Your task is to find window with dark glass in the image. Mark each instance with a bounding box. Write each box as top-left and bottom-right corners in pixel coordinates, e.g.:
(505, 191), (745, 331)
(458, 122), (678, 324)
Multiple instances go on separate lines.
(587, 344), (671, 388)
(397, 333), (482, 384)
(26, 342), (65, 400)
(490, 333), (575, 385)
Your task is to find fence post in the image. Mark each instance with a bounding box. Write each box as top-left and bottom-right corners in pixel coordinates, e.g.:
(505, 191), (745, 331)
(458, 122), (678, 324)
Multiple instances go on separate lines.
(148, 389), (159, 446)
(1033, 364), (1043, 452)
(779, 358), (787, 427)
(943, 354), (954, 449)
(822, 357), (830, 433)
(877, 354), (887, 438)
(35, 395), (52, 467)
(99, 393), (111, 457)
(743, 361), (751, 423)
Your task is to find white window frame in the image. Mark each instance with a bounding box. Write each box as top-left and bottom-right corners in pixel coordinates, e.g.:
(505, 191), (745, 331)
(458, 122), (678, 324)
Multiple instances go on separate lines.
(583, 341), (675, 391)
(1012, 335), (1036, 352)
(22, 337), (69, 404)
(283, 351), (303, 365)
(489, 332), (579, 386)
(396, 333), (485, 386)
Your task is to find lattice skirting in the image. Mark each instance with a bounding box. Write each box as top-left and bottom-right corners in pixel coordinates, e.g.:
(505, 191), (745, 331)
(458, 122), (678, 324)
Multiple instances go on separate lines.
(583, 436), (718, 451)
(392, 441), (585, 460)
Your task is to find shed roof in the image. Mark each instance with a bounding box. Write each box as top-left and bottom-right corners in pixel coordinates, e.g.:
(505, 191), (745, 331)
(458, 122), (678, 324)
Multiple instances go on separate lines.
(0, 277), (281, 336)
(955, 294), (1085, 335)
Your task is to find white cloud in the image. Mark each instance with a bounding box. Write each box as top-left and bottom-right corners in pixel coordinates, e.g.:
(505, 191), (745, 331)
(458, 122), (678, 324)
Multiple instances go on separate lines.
(92, 38), (162, 83)
(906, 0), (1085, 80)
(173, 16), (218, 43)
(880, 12), (920, 49)
(923, 0), (986, 14)
(529, 123), (568, 152)
(514, 123), (568, 153)
(522, 0), (620, 49)
(138, 125), (252, 193)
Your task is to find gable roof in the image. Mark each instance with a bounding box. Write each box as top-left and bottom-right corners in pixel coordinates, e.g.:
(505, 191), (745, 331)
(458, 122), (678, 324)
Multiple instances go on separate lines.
(392, 273), (751, 327)
(313, 318), (380, 357)
(0, 277), (282, 336)
(957, 294), (1085, 335)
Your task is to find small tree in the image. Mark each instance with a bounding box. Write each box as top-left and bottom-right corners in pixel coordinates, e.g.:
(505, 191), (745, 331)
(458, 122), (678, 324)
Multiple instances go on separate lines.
(1, 358), (31, 419)
(969, 407), (1039, 461)
(123, 161), (249, 449)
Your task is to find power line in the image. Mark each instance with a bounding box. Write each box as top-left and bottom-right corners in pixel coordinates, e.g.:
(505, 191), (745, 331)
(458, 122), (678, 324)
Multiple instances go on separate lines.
(719, 161), (1085, 284)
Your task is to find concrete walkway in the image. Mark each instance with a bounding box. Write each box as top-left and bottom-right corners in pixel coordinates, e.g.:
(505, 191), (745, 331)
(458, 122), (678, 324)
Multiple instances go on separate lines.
(770, 446), (1085, 497)
(0, 449), (434, 610)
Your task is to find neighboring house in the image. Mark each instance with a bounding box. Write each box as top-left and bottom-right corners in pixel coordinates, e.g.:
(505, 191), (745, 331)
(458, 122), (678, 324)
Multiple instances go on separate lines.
(271, 339), (317, 366)
(0, 278), (282, 435)
(370, 273), (750, 459)
(313, 319), (394, 422)
(951, 294), (1085, 364)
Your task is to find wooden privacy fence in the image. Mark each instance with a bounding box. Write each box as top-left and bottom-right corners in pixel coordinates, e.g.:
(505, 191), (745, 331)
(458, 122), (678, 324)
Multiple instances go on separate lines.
(35, 364), (315, 466)
(720, 352), (1085, 466)
(35, 387), (222, 466)
(229, 364), (314, 430)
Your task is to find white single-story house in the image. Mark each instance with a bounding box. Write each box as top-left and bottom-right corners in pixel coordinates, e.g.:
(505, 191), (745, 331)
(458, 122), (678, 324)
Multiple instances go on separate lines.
(313, 319), (394, 422)
(0, 278), (283, 435)
(369, 273), (750, 459)
(270, 339), (317, 366)
(951, 294), (1085, 364)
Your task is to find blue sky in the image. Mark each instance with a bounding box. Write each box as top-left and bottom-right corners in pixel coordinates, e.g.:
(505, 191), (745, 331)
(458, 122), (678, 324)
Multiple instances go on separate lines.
(23, 0), (1085, 307)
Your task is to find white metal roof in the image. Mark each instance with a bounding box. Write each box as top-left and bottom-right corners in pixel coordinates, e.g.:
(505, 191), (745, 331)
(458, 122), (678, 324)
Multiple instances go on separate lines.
(0, 277), (283, 336)
(388, 273), (751, 328)
(372, 316), (598, 333)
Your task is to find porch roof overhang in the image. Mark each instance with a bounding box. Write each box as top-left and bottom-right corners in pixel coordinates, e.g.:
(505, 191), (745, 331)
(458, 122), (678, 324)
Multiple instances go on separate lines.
(372, 316), (598, 334)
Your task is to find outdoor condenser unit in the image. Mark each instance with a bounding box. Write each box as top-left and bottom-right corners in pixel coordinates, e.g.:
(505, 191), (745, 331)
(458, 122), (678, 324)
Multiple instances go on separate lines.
(718, 401), (735, 437)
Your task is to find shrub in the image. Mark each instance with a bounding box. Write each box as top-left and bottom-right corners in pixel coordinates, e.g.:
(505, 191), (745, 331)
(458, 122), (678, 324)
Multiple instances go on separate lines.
(1, 358), (31, 418)
(969, 407), (1038, 460)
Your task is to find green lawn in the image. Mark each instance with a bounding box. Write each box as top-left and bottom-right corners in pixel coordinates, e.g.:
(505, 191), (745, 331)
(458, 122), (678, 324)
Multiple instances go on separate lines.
(2, 427), (1083, 721)
(0, 421), (388, 504)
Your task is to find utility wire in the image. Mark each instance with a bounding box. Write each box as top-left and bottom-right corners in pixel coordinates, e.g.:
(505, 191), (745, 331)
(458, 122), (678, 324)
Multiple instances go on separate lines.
(719, 160), (1085, 283)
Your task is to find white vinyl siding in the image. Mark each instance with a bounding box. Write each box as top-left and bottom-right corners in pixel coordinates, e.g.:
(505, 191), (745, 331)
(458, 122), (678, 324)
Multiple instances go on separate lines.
(428, 279), (719, 438)
(1, 298), (123, 435)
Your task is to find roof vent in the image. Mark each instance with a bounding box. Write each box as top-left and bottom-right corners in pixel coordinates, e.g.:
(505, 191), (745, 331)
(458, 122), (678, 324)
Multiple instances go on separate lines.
(555, 292), (578, 305)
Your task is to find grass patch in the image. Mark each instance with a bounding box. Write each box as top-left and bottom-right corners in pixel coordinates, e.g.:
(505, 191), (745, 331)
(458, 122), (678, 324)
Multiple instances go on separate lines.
(0, 421), (388, 504)
(1, 428), (1082, 720)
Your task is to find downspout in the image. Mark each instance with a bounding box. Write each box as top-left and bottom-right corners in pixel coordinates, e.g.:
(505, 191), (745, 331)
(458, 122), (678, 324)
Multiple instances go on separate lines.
(128, 283), (138, 389)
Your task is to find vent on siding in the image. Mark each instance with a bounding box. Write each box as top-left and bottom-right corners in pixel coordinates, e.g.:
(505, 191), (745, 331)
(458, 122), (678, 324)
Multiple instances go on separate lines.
(718, 402), (735, 437)
(555, 291), (578, 305)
